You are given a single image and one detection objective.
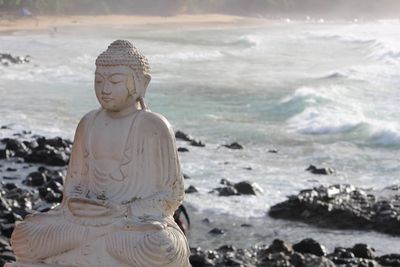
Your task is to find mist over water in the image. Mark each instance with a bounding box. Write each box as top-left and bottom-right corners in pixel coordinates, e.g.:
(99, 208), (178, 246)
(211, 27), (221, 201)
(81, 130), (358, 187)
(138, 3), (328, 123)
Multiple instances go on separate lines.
(0, 19), (400, 251)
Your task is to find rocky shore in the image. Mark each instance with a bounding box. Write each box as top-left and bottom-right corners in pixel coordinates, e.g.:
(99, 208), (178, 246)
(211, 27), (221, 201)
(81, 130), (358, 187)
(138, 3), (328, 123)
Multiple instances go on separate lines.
(0, 129), (400, 266)
(269, 184), (400, 236)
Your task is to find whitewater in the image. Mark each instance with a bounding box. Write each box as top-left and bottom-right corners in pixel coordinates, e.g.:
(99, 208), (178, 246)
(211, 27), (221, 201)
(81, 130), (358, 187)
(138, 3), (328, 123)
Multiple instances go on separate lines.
(0, 19), (399, 252)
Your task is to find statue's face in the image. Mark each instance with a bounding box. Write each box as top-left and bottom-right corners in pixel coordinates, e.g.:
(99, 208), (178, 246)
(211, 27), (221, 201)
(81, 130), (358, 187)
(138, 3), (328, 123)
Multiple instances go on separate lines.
(94, 65), (135, 112)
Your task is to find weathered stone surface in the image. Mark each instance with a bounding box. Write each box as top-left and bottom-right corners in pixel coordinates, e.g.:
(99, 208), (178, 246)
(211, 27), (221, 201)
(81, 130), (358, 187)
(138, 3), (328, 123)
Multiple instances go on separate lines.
(269, 184), (400, 236)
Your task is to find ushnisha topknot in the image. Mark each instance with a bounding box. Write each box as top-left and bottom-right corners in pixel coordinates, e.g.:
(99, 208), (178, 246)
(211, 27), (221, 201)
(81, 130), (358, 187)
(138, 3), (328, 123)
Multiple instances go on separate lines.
(95, 40), (150, 75)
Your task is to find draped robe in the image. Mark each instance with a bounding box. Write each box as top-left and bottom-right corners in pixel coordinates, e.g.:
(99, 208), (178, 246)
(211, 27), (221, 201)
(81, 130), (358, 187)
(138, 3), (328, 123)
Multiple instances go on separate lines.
(10, 109), (190, 267)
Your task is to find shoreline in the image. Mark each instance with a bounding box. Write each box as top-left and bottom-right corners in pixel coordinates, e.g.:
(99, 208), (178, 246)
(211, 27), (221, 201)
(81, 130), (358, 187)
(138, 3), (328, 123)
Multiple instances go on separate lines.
(1, 130), (400, 266)
(0, 14), (262, 33)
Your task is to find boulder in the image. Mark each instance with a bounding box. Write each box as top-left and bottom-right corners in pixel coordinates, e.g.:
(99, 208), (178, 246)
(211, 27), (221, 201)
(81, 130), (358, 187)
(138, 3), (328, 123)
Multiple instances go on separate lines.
(185, 185), (198, 194)
(269, 184), (400, 236)
(223, 142), (243, 150)
(293, 238), (327, 257)
(306, 165), (335, 175)
(352, 243), (375, 259)
(234, 181), (263, 195)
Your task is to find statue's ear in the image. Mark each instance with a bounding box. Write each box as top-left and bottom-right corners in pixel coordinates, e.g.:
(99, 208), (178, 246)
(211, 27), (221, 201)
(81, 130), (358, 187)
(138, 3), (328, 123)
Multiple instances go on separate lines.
(143, 74), (151, 89)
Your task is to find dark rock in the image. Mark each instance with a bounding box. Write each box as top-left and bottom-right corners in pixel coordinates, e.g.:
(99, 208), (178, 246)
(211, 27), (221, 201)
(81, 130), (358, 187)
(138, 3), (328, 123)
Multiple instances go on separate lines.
(43, 189), (63, 203)
(185, 185), (198, 194)
(209, 228), (224, 235)
(352, 243), (375, 259)
(377, 254), (400, 266)
(190, 140), (205, 147)
(268, 149), (279, 153)
(332, 247), (355, 259)
(269, 184), (400, 236)
(224, 142), (243, 150)
(234, 181), (263, 195)
(293, 238), (327, 257)
(175, 130), (194, 142)
(23, 140), (39, 149)
(45, 137), (68, 149)
(2, 183), (17, 191)
(306, 164), (335, 175)
(183, 173), (191, 179)
(220, 178), (233, 186)
(24, 171), (47, 187)
(240, 223), (252, 227)
(265, 239), (293, 254)
(178, 147), (189, 152)
(45, 180), (63, 194)
(216, 186), (238, 196)
(3, 138), (29, 157)
(189, 253), (214, 267)
(25, 148), (69, 166)
(0, 223), (15, 238)
(6, 167), (17, 172)
(0, 149), (11, 159)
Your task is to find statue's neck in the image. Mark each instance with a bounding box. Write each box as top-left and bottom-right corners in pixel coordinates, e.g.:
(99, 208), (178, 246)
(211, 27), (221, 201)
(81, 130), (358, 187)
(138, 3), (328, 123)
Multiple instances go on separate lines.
(104, 105), (139, 119)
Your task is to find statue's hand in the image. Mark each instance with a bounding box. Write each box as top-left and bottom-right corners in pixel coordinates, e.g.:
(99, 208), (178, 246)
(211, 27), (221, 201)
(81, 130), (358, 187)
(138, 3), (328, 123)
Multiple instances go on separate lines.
(112, 219), (166, 232)
(67, 197), (125, 218)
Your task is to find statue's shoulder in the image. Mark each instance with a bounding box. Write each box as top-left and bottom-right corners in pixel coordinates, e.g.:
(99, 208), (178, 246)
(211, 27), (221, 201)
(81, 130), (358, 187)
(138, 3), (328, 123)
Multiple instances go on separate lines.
(75, 109), (99, 133)
(137, 110), (174, 138)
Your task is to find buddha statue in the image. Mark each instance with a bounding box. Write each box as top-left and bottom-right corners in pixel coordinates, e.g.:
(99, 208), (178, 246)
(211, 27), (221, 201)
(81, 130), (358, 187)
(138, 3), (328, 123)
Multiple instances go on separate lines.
(7, 40), (191, 267)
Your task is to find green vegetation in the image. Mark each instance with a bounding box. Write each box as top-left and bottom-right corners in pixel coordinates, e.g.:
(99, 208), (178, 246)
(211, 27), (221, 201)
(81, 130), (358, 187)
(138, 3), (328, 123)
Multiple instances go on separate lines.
(0, 0), (399, 17)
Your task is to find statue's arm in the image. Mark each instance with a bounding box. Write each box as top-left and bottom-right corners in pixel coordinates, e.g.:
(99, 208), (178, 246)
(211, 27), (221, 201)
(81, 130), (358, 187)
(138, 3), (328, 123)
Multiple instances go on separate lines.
(127, 112), (184, 220)
(62, 111), (93, 202)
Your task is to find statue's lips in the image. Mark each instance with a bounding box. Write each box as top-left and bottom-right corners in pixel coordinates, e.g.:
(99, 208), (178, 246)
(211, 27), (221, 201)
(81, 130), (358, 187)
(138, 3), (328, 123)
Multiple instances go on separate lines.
(102, 97), (113, 103)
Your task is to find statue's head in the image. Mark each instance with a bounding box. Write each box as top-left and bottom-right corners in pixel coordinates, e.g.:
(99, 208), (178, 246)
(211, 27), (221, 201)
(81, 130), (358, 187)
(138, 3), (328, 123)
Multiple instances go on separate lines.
(95, 40), (151, 111)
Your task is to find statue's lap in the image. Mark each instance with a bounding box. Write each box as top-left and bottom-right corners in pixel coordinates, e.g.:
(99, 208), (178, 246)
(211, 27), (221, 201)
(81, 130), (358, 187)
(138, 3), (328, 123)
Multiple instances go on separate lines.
(11, 212), (187, 267)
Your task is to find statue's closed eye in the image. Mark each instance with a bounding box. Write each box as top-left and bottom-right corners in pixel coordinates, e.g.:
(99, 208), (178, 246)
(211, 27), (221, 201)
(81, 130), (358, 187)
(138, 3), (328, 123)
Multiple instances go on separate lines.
(110, 74), (125, 84)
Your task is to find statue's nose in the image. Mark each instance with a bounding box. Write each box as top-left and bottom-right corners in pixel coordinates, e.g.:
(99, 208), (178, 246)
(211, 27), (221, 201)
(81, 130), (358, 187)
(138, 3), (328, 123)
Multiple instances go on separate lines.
(102, 82), (112, 94)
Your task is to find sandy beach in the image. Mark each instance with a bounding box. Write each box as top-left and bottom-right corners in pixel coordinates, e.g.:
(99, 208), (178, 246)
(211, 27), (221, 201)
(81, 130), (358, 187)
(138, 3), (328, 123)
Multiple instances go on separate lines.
(0, 14), (259, 32)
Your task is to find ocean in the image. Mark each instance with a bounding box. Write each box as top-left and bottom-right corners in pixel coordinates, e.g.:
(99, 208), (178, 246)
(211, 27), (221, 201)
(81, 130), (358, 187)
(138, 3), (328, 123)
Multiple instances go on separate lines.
(0, 18), (399, 253)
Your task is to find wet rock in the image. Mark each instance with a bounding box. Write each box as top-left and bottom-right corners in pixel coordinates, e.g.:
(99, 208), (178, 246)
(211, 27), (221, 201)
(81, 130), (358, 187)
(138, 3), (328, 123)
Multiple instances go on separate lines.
(209, 228), (224, 235)
(0, 149), (11, 159)
(6, 167), (17, 172)
(24, 171), (47, 187)
(264, 239), (293, 254)
(352, 243), (375, 259)
(234, 181), (263, 195)
(190, 139), (205, 147)
(377, 254), (400, 266)
(306, 164), (335, 175)
(174, 130), (205, 146)
(268, 148), (279, 153)
(220, 178), (233, 186)
(3, 138), (29, 157)
(183, 173), (191, 179)
(293, 238), (327, 257)
(23, 140), (39, 150)
(185, 185), (198, 194)
(25, 148), (69, 166)
(269, 184), (400, 236)
(0, 53), (30, 66)
(175, 130), (194, 142)
(214, 186), (238, 196)
(189, 248), (215, 267)
(223, 142), (243, 150)
(178, 147), (189, 152)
